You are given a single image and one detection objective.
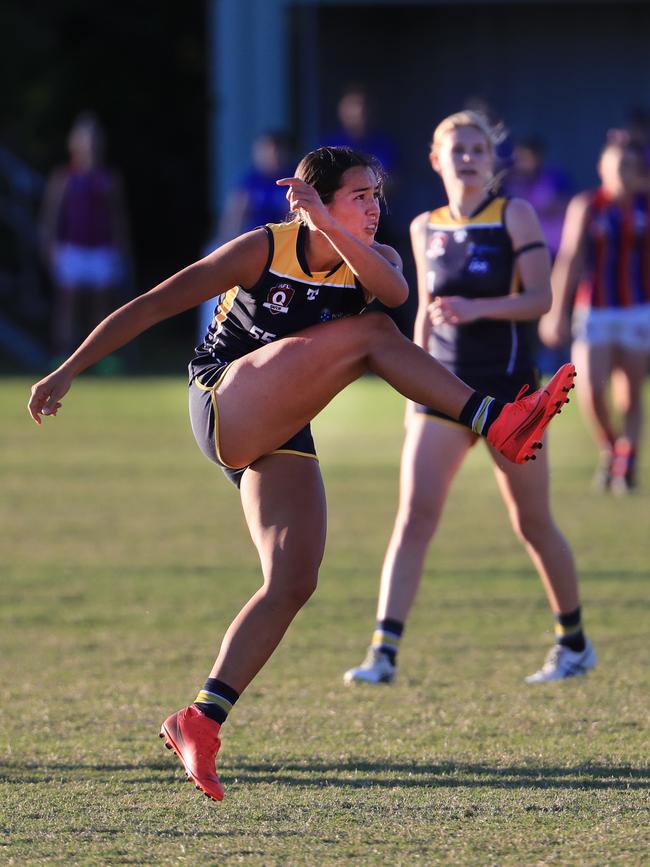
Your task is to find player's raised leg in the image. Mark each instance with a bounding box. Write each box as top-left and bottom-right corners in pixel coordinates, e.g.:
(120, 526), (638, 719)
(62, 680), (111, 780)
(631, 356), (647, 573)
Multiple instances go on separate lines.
(215, 312), (574, 470)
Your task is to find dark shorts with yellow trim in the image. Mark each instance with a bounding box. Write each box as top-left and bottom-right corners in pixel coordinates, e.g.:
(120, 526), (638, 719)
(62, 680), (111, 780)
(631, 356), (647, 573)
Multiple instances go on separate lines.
(188, 362), (317, 489)
(416, 368), (539, 423)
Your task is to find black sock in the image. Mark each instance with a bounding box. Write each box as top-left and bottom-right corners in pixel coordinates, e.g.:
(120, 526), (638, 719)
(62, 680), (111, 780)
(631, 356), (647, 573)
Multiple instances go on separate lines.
(193, 677), (240, 725)
(555, 607), (586, 653)
(458, 391), (505, 436)
(371, 618), (404, 665)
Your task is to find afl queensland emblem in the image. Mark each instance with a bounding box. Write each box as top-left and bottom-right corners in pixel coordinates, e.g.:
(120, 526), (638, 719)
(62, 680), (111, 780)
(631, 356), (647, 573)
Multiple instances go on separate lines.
(263, 283), (295, 315)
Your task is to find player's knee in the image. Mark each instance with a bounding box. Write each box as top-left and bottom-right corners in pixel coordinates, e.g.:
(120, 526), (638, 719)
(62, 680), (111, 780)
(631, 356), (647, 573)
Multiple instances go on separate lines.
(323, 311), (399, 362)
(360, 310), (401, 343)
(289, 571), (319, 608)
(510, 510), (551, 546)
(397, 502), (439, 544)
(263, 548), (321, 606)
(266, 569), (319, 611)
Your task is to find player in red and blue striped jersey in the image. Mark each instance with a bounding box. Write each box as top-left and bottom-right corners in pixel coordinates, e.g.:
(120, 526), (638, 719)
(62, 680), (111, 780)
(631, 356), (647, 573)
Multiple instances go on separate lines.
(541, 140), (650, 492)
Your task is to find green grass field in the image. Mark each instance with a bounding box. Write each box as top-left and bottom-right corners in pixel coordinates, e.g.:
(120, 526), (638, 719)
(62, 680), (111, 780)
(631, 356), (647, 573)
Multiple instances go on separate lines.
(1, 375), (648, 865)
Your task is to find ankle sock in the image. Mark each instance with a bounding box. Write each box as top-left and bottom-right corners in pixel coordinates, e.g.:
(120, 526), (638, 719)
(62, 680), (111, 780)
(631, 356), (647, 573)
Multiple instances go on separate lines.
(458, 391), (505, 436)
(371, 618), (404, 665)
(555, 607), (586, 653)
(194, 677), (240, 725)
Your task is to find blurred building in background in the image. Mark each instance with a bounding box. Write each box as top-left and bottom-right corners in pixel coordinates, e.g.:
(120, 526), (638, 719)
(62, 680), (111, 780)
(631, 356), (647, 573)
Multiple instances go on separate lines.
(209, 0), (650, 215)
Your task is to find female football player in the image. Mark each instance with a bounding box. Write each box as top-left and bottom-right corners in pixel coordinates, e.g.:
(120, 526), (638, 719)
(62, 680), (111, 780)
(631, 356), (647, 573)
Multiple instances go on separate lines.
(28, 145), (574, 802)
(344, 113), (595, 689)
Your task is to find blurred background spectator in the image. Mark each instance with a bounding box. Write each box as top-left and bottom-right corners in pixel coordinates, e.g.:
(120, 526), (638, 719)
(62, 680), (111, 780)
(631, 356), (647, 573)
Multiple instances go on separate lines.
(197, 131), (295, 340)
(504, 136), (573, 260)
(40, 113), (132, 368)
(213, 131), (295, 243)
(324, 85), (400, 176)
(323, 85), (415, 334)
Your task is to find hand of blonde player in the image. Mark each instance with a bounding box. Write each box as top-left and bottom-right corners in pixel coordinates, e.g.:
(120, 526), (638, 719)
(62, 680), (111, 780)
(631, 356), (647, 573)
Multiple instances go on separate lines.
(28, 370), (72, 424)
(276, 177), (334, 232)
(428, 296), (477, 326)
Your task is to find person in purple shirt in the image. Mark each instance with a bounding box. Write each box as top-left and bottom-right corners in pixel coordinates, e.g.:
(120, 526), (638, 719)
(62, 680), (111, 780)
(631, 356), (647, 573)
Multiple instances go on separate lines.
(40, 113), (130, 358)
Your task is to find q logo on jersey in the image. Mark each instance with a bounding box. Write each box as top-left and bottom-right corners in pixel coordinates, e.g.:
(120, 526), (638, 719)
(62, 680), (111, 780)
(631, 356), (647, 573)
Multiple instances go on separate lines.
(263, 283), (295, 315)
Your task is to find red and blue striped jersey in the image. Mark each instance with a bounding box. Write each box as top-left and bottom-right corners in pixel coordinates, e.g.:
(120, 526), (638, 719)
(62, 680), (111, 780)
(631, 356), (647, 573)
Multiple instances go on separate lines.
(576, 189), (650, 310)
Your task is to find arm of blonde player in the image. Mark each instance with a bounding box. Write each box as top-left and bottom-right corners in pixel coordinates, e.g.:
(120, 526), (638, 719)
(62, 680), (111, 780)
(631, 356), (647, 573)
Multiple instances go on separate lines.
(539, 192), (590, 348)
(404, 212), (433, 427)
(27, 230), (270, 425)
(276, 176), (408, 307)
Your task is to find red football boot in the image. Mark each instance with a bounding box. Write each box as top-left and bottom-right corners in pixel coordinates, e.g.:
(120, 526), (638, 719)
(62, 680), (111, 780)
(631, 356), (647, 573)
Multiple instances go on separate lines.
(487, 363), (576, 464)
(159, 705), (224, 801)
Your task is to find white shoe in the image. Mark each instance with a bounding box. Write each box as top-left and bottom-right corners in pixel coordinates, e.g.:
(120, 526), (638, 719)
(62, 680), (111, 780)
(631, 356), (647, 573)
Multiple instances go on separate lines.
(525, 639), (597, 683)
(343, 647), (395, 685)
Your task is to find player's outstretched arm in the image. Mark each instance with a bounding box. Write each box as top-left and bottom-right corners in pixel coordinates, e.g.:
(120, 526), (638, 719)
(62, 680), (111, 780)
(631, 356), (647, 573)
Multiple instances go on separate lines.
(28, 230), (269, 424)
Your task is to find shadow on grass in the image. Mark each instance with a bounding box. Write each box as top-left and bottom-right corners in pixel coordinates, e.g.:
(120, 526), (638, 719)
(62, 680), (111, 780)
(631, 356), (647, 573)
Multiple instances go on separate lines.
(224, 760), (650, 791)
(1, 759), (647, 790)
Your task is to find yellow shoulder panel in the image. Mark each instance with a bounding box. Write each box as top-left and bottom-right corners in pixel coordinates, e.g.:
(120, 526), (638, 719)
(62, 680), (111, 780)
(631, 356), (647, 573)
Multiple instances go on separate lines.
(428, 197), (506, 228)
(267, 222), (305, 281)
(267, 221), (356, 288)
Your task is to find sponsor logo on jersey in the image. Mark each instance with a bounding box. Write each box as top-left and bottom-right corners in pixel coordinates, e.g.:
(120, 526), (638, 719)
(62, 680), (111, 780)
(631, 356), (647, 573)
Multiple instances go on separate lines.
(320, 309), (348, 323)
(427, 231), (448, 259)
(469, 242), (500, 255)
(263, 283), (295, 315)
(307, 287), (320, 301)
(453, 229), (468, 243)
(467, 258), (489, 274)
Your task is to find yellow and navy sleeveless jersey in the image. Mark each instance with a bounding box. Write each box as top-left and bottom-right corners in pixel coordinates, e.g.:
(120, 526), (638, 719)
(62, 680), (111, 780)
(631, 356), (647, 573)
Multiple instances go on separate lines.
(190, 221), (367, 381)
(575, 189), (650, 311)
(425, 195), (535, 377)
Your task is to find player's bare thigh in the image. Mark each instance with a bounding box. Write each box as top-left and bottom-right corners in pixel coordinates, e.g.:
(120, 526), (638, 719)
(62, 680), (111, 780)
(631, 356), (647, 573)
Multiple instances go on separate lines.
(399, 415), (473, 520)
(215, 313), (394, 467)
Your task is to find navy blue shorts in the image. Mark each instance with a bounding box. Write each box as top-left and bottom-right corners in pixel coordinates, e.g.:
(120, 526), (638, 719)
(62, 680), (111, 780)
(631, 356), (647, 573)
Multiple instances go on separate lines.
(188, 363), (317, 489)
(416, 369), (540, 424)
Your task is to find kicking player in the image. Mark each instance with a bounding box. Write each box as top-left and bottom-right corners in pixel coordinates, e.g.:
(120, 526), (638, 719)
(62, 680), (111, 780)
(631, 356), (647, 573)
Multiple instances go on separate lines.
(29, 145), (574, 802)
